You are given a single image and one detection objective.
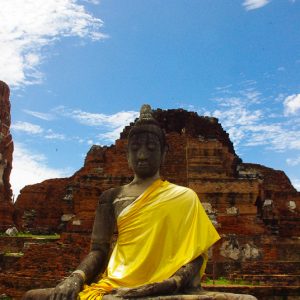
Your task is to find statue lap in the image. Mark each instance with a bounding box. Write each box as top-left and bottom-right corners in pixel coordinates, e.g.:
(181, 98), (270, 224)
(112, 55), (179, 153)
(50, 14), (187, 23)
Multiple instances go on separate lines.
(102, 292), (257, 300)
(22, 289), (257, 300)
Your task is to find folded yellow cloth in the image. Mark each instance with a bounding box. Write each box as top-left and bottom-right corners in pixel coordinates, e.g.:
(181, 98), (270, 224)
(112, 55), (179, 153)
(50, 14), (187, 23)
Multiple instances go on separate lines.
(79, 179), (220, 300)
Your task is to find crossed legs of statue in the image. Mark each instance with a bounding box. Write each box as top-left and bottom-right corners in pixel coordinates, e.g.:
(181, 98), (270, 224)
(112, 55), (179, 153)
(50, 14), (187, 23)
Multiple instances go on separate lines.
(23, 288), (257, 300)
(22, 288), (54, 300)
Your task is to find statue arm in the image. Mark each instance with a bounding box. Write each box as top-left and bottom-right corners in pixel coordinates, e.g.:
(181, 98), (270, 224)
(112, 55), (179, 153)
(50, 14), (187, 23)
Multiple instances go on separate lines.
(78, 188), (117, 283)
(113, 255), (204, 298)
(49, 189), (117, 300)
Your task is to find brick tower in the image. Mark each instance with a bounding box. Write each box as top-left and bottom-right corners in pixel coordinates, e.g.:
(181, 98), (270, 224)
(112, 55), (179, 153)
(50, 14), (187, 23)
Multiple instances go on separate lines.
(0, 81), (14, 230)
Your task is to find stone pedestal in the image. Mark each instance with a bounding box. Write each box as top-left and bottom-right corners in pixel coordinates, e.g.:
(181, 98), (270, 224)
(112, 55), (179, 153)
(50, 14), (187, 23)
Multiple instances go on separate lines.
(102, 292), (257, 300)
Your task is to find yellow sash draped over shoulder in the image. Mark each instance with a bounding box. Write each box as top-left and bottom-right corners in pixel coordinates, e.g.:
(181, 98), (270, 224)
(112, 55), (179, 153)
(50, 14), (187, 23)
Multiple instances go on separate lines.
(79, 179), (220, 300)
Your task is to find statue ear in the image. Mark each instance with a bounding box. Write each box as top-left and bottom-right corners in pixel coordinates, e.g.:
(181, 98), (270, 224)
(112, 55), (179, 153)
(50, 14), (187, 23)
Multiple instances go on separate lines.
(126, 150), (132, 169)
(160, 144), (168, 166)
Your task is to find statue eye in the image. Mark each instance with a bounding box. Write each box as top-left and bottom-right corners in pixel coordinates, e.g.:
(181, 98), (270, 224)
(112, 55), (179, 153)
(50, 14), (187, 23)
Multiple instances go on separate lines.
(147, 143), (156, 150)
(130, 143), (139, 151)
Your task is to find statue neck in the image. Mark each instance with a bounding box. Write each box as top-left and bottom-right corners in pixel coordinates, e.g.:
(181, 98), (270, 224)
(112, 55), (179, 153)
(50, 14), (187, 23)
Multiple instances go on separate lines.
(130, 172), (161, 189)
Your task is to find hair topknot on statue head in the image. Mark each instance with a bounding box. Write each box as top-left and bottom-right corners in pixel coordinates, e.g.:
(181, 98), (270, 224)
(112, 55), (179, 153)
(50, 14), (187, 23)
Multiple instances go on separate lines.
(128, 104), (166, 151)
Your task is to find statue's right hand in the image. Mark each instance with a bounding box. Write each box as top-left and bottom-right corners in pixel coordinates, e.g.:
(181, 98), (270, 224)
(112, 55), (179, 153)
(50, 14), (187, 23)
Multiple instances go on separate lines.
(49, 273), (83, 300)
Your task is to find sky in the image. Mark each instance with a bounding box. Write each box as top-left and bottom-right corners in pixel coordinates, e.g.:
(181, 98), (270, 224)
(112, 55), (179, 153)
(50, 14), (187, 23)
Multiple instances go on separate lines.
(0, 0), (300, 198)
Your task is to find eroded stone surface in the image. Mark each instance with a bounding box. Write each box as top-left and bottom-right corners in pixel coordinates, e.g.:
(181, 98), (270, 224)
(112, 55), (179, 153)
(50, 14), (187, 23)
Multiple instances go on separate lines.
(0, 81), (14, 230)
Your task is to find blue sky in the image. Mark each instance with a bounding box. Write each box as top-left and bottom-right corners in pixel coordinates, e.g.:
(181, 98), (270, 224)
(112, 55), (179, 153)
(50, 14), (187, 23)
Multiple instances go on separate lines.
(1, 0), (300, 197)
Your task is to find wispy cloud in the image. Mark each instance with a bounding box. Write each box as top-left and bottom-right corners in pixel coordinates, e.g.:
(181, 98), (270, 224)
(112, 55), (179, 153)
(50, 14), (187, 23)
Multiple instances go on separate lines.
(286, 156), (300, 166)
(290, 179), (300, 191)
(23, 109), (54, 121)
(97, 126), (127, 142)
(11, 120), (66, 141)
(0, 0), (106, 87)
(243, 0), (271, 10)
(244, 125), (300, 151)
(215, 105), (300, 152)
(71, 110), (139, 128)
(83, 0), (100, 4)
(283, 94), (300, 116)
(55, 106), (139, 142)
(11, 121), (43, 134)
(11, 143), (70, 198)
(201, 83), (300, 155)
(44, 129), (65, 140)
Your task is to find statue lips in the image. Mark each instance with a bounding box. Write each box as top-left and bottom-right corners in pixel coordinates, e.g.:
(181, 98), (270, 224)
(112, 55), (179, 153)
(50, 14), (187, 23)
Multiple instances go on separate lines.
(137, 161), (150, 169)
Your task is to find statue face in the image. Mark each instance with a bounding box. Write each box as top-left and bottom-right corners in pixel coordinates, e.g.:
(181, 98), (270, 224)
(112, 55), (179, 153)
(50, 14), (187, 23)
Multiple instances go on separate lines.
(127, 132), (164, 179)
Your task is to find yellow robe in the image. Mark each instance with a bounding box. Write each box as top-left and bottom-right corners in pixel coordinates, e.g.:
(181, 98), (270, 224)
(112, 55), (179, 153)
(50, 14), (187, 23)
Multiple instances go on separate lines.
(79, 179), (220, 299)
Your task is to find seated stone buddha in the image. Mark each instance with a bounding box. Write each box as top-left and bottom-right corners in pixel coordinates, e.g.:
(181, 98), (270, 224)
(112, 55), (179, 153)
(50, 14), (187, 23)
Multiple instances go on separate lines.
(23, 105), (256, 300)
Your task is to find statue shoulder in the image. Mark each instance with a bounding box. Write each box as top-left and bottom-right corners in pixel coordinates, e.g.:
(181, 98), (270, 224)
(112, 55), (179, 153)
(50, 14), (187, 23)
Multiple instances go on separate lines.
(168, 182), (198, 197)
(99, 187), (122, 205)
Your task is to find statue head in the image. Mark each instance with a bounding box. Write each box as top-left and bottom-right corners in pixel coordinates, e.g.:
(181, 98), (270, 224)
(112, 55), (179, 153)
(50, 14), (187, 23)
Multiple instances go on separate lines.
(127, 105), (166, 179)
(128, 104), (166, 150)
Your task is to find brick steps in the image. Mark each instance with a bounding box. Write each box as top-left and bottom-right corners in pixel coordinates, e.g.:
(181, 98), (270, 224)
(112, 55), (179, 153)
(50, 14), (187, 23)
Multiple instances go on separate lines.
(240, 261), (300, 275)
(229, 274), (300, 286)
(0, 273), (59, 299)
(202, 285), (300, 300)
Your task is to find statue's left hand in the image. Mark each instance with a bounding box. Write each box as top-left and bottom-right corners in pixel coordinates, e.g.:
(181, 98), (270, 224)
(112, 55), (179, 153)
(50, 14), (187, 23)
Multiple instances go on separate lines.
(49, 273), (83, 300)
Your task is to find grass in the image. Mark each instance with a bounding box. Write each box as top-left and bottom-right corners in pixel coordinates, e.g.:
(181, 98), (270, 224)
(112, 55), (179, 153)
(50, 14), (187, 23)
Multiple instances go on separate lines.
(0, 232), (60, 239)
(203, 276), (256, 286)
(3, 252), (24, 257)
(0, 295), (12, 300)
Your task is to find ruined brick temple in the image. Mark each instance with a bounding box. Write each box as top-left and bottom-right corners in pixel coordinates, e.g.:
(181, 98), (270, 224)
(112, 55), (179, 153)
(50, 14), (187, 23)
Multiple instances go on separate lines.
(0, 80), (299, 299)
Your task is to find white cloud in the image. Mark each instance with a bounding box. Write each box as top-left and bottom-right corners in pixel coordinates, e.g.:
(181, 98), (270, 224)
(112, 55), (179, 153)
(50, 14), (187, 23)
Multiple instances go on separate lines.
(244, 128), (300, 151)
(286, 156), (300, 166)
(240, 89), (261, 103)
(23, 109), (54, 121)
(11, 121), (43, 134)
(215, 84), (233, 91)
(291, 179), (300, 192)
(55, 107), (139, 142)
(45, 129), (65, 140)
(11, 121), (66, 140)
(0, 0), (106, 87)
(243, 0), (271, 10)
(11, 143), (70, 198)
(87, 139), (94, 145)
(98, 125), (126, 142)
(83, 0), (100, 4)
(283, 94), (300, 115)
(213, 101), (262, 127)
(72, 110), (139, 142)
(209, 92), (300, 153)
(71, 110), (139, 128)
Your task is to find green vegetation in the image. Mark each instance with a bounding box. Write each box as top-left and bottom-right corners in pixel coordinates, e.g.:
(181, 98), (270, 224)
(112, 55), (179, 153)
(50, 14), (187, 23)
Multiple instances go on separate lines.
(0, 232), (60, 239)
(0, 295), (12, 300)
(3, 252), (24, 257)
(203, 276), (256, 286)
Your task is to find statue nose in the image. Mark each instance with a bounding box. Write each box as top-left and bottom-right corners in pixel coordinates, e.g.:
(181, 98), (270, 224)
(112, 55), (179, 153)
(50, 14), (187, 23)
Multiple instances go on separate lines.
(137, 147), (148, 160)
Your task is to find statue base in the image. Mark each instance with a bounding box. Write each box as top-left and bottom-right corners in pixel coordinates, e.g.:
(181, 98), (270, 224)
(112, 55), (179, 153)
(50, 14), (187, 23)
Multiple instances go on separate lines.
(102, 291), (257, 300)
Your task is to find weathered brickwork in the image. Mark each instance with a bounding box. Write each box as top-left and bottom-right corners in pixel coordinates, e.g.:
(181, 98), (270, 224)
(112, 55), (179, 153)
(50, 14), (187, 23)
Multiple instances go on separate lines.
(0, 81), (14, 230)
(0, 106), (299, 299)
